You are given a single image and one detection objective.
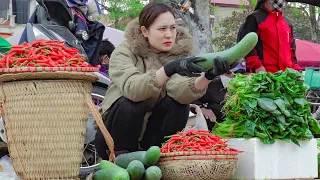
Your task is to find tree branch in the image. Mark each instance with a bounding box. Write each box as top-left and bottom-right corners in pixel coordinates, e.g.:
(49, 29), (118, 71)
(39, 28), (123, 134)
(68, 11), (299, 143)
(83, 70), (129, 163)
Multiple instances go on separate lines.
(172, 8), (189, 23)
(96, 1), (110, 12)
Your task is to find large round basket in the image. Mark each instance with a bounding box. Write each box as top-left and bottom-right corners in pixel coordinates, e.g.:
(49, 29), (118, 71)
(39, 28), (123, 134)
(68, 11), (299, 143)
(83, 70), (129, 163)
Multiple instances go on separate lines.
(0, 70), (115, 179)
(157, 151), (240, 180)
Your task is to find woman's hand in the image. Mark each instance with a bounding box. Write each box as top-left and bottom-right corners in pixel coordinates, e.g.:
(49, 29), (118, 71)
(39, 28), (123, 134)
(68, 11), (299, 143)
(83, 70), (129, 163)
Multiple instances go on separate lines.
(163, 56), (206, 77)
(201, 108), (216, 122)
(255, 66), (266, 73)
(204, 56), (231, 80)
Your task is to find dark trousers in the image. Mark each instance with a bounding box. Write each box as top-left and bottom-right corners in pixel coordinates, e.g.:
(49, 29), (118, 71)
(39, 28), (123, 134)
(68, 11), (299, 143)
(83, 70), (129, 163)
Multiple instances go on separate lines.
(94, 96), (189, 159)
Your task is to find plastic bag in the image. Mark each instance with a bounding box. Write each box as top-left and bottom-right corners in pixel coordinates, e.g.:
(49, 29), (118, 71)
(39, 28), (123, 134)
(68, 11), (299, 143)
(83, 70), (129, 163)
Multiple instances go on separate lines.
(184, 104), (208, 131)
(0, 155), (19, 180)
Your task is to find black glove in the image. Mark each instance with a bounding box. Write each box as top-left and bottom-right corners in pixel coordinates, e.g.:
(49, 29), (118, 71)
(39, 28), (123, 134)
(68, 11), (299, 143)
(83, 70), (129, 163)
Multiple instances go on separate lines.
(205, 56), (231, 80)
(163, 56), (206, 77)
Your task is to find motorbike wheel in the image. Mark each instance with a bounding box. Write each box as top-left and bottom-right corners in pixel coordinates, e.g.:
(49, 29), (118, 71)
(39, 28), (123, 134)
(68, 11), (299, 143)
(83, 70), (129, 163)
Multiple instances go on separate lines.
(79, 85), (107, 179)
(91, 85), (107, 100)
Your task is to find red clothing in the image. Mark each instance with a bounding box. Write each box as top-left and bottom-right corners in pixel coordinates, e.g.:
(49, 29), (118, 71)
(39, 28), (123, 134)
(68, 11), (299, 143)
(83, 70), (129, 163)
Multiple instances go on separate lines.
(239, 6), (301, 73)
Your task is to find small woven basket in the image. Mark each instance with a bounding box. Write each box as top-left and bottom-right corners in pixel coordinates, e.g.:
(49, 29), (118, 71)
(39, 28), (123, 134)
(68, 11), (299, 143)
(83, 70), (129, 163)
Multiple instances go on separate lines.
(0, 69), (115, 179)
(157, 151), (240, 180)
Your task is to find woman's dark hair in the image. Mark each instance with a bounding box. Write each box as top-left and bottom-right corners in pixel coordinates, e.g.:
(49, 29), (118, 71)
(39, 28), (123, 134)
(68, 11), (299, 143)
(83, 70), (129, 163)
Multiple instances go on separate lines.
(139, 2), (175, 28)
(255, 0), (266, 10)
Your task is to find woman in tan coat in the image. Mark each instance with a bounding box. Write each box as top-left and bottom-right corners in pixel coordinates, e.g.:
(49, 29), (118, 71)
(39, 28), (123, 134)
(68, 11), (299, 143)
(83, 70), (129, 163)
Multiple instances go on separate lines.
(94, 2), (231, 159)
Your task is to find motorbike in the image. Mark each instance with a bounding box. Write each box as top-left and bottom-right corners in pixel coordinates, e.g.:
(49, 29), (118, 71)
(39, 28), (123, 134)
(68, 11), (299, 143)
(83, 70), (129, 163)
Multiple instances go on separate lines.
(15, 0), (111, 178)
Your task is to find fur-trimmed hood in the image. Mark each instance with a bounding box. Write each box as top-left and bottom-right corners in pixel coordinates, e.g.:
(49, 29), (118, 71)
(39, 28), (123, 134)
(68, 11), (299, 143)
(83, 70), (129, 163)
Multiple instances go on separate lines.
(124, 19), (194, 65)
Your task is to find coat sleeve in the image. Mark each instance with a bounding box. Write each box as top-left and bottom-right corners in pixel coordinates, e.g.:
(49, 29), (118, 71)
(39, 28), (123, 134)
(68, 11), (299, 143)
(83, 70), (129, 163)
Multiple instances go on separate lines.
(289, 25), (301, 71)
(239, 15), (263, 71)
(109, 42), (162, 102)
(165, 74), (207, 104)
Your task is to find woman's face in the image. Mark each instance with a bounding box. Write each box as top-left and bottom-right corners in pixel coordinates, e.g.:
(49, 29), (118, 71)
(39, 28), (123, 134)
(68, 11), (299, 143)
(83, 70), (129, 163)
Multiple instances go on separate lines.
(141, 12), (177, 53)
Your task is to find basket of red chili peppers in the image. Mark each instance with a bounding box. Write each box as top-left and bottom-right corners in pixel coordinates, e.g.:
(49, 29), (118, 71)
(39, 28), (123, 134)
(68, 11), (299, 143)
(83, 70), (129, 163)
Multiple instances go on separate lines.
(0, 39), (100, 81)
(158, 130), (243, 180)
(0, 40), (115, 179)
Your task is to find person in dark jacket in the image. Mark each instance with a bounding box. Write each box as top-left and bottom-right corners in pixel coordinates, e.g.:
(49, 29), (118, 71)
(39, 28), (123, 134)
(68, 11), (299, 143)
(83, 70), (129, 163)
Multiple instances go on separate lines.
(98, 39), (115, 74)
(191, 76), (228, 130)
(191, 59), (247, 131)
(238, 0), (301, 73)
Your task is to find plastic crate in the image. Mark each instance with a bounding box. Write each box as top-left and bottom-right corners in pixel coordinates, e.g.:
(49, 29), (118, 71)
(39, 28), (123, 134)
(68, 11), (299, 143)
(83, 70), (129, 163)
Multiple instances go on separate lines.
(304, 68), (320, 89)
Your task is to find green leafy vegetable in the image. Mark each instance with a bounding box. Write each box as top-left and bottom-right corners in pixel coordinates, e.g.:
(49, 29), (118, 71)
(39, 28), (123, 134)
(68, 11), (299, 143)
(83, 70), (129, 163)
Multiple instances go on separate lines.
(213, 69), (319, 146)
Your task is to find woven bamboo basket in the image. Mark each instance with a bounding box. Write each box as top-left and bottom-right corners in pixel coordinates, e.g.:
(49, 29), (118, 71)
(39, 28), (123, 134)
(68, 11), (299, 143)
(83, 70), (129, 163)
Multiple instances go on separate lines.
(0, 70), (115, 180)
(157, 151), (240, 180)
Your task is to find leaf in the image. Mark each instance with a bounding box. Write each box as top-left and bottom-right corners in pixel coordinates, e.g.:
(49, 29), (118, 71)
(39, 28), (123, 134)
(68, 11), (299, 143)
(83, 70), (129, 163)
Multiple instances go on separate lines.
(261, 93), (275, 98)
(258, 123), (272, 139)
(263, 138), (275, 144)
(276, 115), (287, 125)
(257, 98), (277, 112)
(273, 130), (290, 139)
(274, 99), (286, 109)
(274, 99), (291, 116)
(245, 120), (256, 136)
(286, 118), (295, 125)
(284, 94), (293, 104)
(286, 68), (302, 79)
(291, 138), (300, 147)
(309, 118), (320, 134)
(271, 109), (282, 116)
(278, 122), (286, 133)
(289, 128), (296, 136)
(265, 76), (273, 83)
(274, 81), (281, 91)
(265, 118), (273, 124)
(269, 124), (279, 133)
(303, 129), (313, 139)
(282, 138), (291, 143)
(255, 131), (268, 139)
(292, 115), (304, 124)
(252, 85), (261, 91)
(294, 98), (309, 107)
(283, 83), (296, 95)
(244, 105), (254, 117)
(248, 99), (258, 109)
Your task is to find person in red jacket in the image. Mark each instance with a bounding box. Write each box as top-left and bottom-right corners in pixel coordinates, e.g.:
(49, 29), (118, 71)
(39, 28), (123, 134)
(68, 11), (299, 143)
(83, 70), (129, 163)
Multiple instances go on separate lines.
(238, 0), (301, 73)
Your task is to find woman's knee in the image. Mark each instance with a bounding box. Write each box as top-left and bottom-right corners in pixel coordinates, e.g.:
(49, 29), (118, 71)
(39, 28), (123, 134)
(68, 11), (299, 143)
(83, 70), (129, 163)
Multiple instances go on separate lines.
(114, 96), (147, 114)
(162, 96), (189, 111)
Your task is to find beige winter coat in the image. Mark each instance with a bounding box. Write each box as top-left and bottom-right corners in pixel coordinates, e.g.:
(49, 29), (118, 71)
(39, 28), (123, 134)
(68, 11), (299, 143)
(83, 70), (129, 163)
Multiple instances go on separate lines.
(100, 19), (206, 120)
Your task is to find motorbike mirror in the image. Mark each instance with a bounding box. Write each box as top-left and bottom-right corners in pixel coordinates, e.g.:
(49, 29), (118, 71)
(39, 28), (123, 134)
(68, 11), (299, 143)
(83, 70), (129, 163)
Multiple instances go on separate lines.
(68, 21), (76, 33)
(68, 14), (78, 33)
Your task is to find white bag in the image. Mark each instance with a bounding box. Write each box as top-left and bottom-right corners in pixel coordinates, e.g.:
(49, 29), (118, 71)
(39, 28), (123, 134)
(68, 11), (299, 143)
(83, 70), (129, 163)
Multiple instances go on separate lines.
(184, 104), (208, 131)
(0, 155), (19, 180)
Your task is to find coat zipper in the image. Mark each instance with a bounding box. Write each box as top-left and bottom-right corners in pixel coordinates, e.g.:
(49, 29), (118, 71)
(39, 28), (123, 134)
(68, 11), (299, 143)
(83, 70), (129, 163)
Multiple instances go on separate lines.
(275, 11), (281, 70)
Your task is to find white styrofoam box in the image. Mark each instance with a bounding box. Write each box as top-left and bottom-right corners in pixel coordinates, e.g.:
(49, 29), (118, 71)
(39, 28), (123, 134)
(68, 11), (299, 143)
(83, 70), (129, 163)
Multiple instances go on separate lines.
(226, 138), (318, 180)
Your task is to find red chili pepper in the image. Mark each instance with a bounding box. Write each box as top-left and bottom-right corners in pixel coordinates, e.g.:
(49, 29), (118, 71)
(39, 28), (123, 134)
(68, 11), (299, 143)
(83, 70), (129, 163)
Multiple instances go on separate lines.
(0, 40), (96, 68)
(160, 129), (242, 153)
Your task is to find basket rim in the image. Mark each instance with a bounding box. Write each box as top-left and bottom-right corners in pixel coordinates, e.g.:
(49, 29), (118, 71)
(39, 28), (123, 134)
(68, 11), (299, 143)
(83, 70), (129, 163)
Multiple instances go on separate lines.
(160, 150), (241, 157)
(0, 66), (99, 74)
(0, 71), (98, 82)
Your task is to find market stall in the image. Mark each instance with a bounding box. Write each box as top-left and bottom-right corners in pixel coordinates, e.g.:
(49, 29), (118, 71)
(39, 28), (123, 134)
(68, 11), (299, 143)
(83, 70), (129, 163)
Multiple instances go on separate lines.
(0, 0), (320, 176)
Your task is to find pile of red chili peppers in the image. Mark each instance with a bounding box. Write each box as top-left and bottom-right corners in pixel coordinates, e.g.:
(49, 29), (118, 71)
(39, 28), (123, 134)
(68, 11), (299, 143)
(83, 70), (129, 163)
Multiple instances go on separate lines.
(0, 39), (94, 68)
(161, 130), (242, 153)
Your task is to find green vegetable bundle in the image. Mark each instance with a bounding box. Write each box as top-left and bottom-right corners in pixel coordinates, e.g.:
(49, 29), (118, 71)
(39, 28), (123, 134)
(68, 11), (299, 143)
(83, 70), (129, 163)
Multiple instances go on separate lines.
(213, 68), (320, 146)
